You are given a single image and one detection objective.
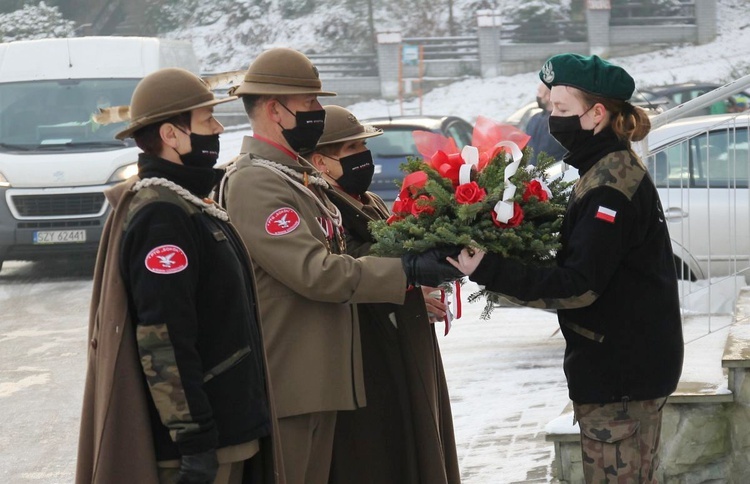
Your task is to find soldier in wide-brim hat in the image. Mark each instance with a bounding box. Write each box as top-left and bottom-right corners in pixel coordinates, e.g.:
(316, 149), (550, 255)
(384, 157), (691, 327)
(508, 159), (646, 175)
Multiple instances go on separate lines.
(217, 49), (461, 484)
(307, 105), (462, 484)
(76, 67), (284, 484)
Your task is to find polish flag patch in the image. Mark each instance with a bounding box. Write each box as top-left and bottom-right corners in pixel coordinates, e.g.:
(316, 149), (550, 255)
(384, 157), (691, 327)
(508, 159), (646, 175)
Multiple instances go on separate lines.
(266, 207), (301, 236)
(145, 245), (188, 274)
(595, 206), (617, 223)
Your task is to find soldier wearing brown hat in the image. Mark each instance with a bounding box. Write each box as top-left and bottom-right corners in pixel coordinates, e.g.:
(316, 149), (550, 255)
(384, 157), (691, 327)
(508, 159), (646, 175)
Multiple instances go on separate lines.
(307, 105), (461, 484)
(218, 49), (462, 484)
(76, 67), (283, 484)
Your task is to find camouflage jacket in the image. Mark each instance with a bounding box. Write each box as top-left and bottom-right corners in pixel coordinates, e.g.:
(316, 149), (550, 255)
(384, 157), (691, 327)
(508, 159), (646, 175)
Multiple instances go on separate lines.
(120, 155), (271, 461)
(472, 131), (684, 404)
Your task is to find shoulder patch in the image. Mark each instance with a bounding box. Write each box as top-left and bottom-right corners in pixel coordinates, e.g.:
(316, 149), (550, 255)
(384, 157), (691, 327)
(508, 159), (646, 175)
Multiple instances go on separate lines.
(595, 205), (617, 223)
(266, 207), (301, 236)
(145, 245), (189, 274)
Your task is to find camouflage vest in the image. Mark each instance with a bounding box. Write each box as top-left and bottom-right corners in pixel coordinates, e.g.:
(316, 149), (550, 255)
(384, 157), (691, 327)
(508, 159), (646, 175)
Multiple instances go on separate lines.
(571, 149), (647, 204)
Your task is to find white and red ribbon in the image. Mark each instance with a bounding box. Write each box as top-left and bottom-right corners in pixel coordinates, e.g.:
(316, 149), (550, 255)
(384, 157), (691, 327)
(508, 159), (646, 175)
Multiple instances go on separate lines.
(440, 281), (463, 336)
(490, 141), (524, 224)
(458, 145), (480, 185)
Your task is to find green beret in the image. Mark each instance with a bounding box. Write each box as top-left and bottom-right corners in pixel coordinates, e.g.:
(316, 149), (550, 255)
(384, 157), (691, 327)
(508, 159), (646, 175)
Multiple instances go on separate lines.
(539, 53), (635, 101)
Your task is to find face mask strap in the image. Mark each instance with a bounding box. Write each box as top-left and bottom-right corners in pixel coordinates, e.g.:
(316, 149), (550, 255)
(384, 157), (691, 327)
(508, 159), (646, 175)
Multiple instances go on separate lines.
(168, 124), (191, 158)
(321, 152), (341, 162)
(277, 100), (296, 117)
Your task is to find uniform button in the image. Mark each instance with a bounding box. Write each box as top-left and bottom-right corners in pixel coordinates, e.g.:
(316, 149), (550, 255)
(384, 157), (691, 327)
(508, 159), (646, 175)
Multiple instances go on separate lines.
(90, 338), (98, 350)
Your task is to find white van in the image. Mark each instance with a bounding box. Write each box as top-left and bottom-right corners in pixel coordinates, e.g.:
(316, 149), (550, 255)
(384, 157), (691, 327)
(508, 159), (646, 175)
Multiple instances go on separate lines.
(0, 36), (200, 271)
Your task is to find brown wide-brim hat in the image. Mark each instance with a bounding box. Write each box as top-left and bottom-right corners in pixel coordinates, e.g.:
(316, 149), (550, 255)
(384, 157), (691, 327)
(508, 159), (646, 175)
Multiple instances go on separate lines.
(231, 47), (336, 97)
(116, 67), (237, 140)
(315, 105), (382, 147)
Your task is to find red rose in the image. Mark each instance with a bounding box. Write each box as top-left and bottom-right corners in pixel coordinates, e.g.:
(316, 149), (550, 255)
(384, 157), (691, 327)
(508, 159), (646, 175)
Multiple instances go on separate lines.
(391, 196), (414, 215)
(454, 181), (487, 204)
(492, 202), (524, 228)
(522, 180), (550, 203)
(411, 195), (435, 216)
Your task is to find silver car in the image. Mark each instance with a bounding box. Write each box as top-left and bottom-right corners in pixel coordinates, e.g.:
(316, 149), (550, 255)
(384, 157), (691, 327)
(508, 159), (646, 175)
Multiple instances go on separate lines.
(551, 111), (750, 281)
(643, 111), (750, 281)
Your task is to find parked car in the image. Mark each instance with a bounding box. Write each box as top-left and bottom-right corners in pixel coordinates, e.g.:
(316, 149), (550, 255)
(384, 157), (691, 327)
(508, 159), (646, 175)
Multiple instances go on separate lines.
(0, 37), (200, 272)
(362, 115), (473, 200)
(551, 110), (750, 281)
(504, 101), (541, 132)
(643, 111), (750, 280)
(640, 82), (750, 116)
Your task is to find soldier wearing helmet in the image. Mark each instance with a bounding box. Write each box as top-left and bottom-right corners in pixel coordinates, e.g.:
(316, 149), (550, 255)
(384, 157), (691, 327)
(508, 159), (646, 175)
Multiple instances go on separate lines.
(218, 49), (461, 484)
(76, 67), (282, 484)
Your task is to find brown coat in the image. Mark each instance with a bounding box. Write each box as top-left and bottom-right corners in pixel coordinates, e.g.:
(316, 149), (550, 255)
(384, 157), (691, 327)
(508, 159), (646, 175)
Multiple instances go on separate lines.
(223, 137), (407, 418)
(326, 189), (461, 484)
(76, 178), (285, 484)
(76, 179), (160, 484)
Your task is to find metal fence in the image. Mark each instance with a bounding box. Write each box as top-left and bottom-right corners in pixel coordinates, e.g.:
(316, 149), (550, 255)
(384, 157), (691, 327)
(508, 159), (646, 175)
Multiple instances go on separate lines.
(610, 0), (696, 26)
(305, 53), (378, 78)
(499, 20), (587, 43)
(637, 77), (750, 339)
(401, 36), (479, 61)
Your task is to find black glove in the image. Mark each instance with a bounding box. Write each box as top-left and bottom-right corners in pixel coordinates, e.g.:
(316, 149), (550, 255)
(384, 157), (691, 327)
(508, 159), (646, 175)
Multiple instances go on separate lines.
(177, 449), (219, 484)
(401, 246), (464, 287)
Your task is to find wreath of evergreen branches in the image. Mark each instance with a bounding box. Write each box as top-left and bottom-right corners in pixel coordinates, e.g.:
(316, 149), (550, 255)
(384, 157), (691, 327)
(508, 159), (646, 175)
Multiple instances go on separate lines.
(369, 148), (573, 318)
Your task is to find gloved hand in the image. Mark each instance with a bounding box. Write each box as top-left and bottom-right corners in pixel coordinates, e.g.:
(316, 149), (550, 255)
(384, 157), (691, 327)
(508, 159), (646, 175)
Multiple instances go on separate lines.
(176, 449), (219, 484)
(401, 246), (464, 287)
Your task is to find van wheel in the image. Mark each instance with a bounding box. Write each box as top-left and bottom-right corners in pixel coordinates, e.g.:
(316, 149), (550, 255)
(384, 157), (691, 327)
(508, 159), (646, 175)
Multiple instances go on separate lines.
(673, 255), (696, 281)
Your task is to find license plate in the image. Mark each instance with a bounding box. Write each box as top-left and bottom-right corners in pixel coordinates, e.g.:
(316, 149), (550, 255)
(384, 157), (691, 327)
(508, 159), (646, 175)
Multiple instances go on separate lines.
(33, 230), (87, 244)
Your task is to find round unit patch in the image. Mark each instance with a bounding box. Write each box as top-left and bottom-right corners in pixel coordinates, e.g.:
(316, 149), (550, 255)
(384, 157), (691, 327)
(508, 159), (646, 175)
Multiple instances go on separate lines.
(145, 244), (189, 274)
(266, 207), (301, 236)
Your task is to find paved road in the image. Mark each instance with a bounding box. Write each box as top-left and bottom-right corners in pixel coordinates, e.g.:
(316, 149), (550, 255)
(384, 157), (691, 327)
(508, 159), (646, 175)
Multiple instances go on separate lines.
(0, 260), (569, 483)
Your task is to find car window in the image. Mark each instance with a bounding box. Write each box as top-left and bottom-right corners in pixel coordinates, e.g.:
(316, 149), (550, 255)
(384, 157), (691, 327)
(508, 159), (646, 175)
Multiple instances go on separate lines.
(647, 127), (749, 188)
(445, 121), (472, 148)
(367, 128), (420, 157)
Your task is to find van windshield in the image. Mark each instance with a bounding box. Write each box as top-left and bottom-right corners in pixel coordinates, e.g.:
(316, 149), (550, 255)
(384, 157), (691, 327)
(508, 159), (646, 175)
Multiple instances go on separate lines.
(0, 78), (139, 151)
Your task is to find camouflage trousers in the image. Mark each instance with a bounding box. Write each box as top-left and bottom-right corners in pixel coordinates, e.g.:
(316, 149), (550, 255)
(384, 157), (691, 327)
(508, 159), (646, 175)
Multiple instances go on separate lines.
(573, 398), (667, 484)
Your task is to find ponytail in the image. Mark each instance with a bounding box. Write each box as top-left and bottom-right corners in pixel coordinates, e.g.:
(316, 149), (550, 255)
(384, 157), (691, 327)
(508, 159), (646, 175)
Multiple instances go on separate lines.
(578, 91), (651, 144)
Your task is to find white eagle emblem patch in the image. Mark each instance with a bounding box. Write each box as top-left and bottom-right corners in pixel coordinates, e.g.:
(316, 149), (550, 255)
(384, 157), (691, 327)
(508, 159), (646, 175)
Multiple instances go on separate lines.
(541, 61), (555, 84)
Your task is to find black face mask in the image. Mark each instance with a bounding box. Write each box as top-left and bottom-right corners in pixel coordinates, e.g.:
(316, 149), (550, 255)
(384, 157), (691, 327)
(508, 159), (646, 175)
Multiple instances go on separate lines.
(278, 102), (326, 153)
(547, 107), (595, 153)
(329, 150), (375, 196)
(177, 131), (220, 169)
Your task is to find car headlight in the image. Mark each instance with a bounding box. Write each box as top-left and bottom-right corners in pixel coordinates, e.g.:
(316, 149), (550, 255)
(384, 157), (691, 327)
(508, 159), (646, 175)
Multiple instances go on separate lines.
(0, 171), (9, 188)
(108, 163), (138, 183)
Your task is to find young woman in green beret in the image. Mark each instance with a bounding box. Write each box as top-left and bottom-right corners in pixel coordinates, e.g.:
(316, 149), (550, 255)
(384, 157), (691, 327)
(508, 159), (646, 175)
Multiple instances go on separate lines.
(448, 53), (684, 483)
